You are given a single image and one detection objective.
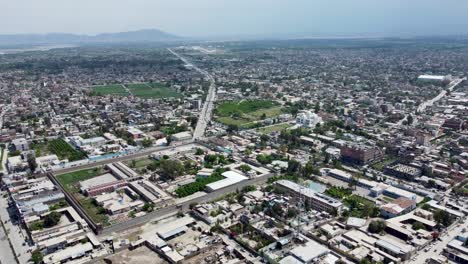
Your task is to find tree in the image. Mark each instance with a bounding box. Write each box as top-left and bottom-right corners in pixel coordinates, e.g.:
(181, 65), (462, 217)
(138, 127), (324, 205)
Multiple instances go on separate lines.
(407, 114), (413, 125)
(195, 148), (204, 155)
(238, 164), (252, 173)
(368, 220), (386, 233)
(412, 222), (426, 231)
(287, 159), (301, 174)
(31, 249), (43, 264)
(141, 138), (153, 148)
(434, 209), (452, 227)
(43, 211), (61, 228)
(142, 203), (154, 212)
(159, 159), (184, 181)
(27, 154), (38, 172)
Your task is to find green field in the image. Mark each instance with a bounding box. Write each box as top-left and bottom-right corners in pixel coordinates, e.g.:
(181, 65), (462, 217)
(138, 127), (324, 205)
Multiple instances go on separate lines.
(256, 123), (291, 134)
(91, 84), (129, 96)
(48, 139), (86, 162)
(127, 82), (181, 99)
(56, 167), (109, 225)
(215, 100), (284, 127)
(56, 167), (104, 192)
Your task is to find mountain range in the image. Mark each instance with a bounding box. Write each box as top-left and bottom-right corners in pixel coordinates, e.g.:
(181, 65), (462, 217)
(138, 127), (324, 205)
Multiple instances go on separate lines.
(0, 29), (182, 46)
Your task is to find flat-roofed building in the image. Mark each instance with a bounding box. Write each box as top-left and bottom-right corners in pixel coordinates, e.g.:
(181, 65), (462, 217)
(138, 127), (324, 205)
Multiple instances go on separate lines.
(276, 180), (343, 214)
(205, 171), (248, 192)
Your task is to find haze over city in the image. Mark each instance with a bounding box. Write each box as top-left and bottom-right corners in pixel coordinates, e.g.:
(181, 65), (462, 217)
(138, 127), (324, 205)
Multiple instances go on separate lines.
(2, 0), (468, 38)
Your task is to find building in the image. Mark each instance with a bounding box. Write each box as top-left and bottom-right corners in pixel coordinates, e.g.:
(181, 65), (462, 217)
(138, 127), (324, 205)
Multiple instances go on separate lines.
(205, 171), (248, 192)
(171, 131), (192, 141)
(11, 138), (29, 151)
(381, 197), (416, 218)
(79, 174), (126, 196)
(382, 186), (417, 201)
(416, 131), (431, 146)
(340, 143), (383, 165)
(276, 180), (343, 214)
(127, 127), (145, 139)
(417, 75), (451, 83)
(384, 163), (422, 181)
(296, 110), (323, 128)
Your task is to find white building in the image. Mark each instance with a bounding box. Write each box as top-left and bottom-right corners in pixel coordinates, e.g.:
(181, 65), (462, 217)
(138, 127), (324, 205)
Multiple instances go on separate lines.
(296, 110), (322, 128)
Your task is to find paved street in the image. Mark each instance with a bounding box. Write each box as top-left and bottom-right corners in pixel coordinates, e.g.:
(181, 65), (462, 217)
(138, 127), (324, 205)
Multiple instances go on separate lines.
(0, 221), (17, 264)
(409, 220), (467, 263)
(167, 48), (217, 140)
(0, 192), (31, 264)
(397, 77), (465, 126)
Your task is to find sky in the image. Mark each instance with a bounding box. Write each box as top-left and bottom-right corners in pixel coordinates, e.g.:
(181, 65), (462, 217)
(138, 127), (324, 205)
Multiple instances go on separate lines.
(2, 0), (468, 38)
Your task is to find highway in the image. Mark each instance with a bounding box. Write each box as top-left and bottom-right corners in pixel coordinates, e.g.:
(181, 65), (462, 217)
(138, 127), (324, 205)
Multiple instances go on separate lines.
(167, 48), (217, 140)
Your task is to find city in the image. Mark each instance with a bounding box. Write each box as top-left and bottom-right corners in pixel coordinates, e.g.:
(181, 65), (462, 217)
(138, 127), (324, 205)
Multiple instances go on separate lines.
(0, 2), (468, 264)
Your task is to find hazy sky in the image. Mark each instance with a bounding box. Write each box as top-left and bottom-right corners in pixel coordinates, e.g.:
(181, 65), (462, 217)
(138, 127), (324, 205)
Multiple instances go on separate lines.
(2, 0), (468, 37)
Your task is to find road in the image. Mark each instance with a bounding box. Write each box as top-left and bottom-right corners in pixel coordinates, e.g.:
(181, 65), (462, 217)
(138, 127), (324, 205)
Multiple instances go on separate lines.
(416, 77), (466, 113)
(409, 219), (467, 263)
(0, 192), (31, 264)
(99, 172), (276, 236)
(397, 77), (465, 126)
(167, 48), (217, 140)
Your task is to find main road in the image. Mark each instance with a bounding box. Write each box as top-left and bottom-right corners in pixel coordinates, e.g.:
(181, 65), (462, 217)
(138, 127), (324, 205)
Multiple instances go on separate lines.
(167, 48), (217, 140)
(398, 77), (466, 126)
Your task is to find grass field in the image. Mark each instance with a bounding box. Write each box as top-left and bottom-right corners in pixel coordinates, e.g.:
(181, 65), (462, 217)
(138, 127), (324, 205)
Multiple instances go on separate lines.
(127, 82), (181, 99)
(56, 167), (110, 225)
(56, 167), (104, 192)
(31, 142), (50, 157)
(215, 100), (284, 127)
(91, 84), (129, 96)
(256, 123), (291, 134)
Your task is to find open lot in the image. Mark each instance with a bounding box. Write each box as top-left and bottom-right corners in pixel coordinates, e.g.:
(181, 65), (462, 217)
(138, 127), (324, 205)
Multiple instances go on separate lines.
(91, 84), (130, 96)
(256, 123), (291, 134)
(127, 82), (181, 99)
(97, 246), (166, 264)
(215, 100), (284, 127)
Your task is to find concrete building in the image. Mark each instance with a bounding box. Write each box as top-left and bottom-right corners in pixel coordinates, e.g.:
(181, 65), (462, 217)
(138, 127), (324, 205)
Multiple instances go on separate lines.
(296, 110), (323, 128)
(384, 163), (422, 181)
(276, 180), (343, 214)
(340, 143), (383, 165)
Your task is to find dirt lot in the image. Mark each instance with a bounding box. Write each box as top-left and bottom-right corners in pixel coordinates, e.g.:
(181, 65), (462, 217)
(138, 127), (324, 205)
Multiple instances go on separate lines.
(96, 246), (168, 264)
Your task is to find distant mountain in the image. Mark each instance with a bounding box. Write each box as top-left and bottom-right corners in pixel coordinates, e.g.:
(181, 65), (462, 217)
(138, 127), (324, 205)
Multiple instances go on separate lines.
(0, 29), (182, 46)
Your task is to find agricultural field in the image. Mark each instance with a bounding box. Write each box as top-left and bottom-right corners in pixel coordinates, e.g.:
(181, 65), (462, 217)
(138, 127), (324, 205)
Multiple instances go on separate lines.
(215, 100), (284, 127)
(48, 139), (86, 161)
(91, 84), (129, 96)
(127, 82), (181, 98)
